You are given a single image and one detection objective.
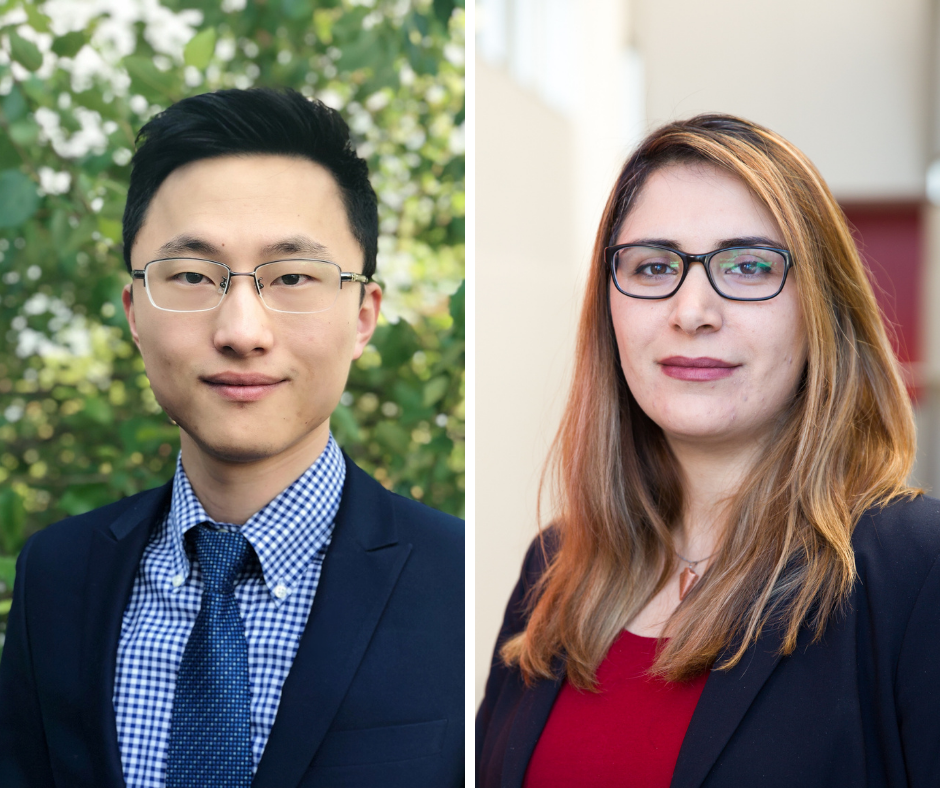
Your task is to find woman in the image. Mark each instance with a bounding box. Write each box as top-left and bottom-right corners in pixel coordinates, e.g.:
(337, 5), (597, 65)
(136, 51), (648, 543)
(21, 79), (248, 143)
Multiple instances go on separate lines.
(476, 114), (940, 787)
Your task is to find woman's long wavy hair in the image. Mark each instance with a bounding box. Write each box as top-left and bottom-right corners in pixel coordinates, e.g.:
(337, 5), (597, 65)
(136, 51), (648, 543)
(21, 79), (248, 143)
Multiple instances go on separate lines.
(501, 114), (919, 687)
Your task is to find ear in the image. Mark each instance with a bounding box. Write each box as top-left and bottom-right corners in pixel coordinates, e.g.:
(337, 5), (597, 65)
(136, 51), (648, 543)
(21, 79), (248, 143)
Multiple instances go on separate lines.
(122, 283), (141, 350)
(352, 282), (382, 359)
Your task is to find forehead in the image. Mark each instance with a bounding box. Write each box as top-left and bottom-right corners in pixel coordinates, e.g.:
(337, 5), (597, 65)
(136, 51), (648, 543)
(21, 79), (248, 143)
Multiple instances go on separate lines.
(132, 154), (361, 266)
(616, 162), (783, 249)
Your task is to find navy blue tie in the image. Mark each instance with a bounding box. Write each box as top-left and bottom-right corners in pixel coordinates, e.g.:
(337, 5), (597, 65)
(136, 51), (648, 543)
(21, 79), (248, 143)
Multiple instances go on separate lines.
(166, 526), (253, 788)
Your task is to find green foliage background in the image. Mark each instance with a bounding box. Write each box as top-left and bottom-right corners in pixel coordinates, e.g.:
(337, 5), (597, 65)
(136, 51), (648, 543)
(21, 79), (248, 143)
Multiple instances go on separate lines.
(0, 0), (465, 628)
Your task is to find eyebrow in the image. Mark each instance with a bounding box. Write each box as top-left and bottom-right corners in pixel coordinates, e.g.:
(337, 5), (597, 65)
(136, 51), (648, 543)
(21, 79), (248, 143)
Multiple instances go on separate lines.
(155, 234), (332, 260)
(624, 235), (784, 251)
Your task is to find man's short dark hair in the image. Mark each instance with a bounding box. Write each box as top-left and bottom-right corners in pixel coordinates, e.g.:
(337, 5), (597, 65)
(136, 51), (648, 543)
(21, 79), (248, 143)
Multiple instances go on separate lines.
(122, 88), (378, 278)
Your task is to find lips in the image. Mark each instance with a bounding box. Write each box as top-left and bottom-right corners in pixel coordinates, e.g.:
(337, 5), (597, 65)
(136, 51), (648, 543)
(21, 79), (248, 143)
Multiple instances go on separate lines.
(659, 356), (739, 382)
(201, 372), (286, 402)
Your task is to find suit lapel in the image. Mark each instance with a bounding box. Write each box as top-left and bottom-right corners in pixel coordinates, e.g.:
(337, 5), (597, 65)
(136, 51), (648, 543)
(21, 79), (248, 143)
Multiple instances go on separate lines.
(670, 630), (784, 788)
(501, 660), (564, 788)
(252, 455), (411, 788)
(80, 483), (171, 788)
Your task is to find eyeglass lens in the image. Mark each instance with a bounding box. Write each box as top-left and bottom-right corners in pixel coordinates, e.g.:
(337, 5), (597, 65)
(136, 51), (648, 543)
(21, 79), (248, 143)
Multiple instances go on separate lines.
(612, 247), (787, 299)
(144, 259), (343, 313)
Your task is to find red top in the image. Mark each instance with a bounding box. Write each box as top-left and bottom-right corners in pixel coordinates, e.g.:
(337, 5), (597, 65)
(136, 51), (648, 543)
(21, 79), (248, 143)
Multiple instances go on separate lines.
(522, 630), (708, 788)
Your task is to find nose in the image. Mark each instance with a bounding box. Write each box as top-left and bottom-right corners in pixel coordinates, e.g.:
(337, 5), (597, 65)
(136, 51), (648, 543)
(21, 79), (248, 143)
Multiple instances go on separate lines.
(211, 273), (274, 356)
(668, 262), (723, 334)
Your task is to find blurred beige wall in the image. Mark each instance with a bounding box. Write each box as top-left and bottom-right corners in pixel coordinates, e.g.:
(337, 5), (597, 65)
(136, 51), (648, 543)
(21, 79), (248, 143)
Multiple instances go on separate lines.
(476, 0), (939, 708)
(475, 58), (578, 700)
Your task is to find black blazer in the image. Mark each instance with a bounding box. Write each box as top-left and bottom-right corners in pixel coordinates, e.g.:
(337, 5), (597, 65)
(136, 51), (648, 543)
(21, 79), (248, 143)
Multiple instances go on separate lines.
(0, 453), (464, 787)
(477, 495), (940, 787)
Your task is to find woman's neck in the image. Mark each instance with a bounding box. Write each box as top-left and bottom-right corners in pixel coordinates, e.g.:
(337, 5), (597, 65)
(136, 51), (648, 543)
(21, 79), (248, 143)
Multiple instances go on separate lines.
(669, 436), (765, 559)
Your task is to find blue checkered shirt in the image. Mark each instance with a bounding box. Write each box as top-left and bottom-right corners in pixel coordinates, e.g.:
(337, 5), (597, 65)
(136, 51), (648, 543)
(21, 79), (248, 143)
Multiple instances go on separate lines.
(112, 435), (345, 788)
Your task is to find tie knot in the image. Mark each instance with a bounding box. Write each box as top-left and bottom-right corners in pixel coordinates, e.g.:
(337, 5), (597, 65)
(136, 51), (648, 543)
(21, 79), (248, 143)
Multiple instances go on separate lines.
(191, 526), (251, 594)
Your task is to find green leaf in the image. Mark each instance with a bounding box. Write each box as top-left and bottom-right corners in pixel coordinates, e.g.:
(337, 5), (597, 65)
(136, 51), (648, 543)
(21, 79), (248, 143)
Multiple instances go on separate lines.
(97, 217), (122, 243)
(52, 30), (86, 59)
(0, 489), (25, 554)
(375, 421), (411, 454)
(21, 77), (51, 107)
(7, 31), (43, 72)
(281, 0), (313, 21)
(433, 0), (456, 24)
(23, 3), (51, 33)
(330, 403), (361, 442)
(377, 320), (420, 368)
(82, 396), (114, 425)
(59, 485), (113, 516)
(0, 131), (19, 168)
(0, 554), (15, 589)
(422, 375), (449, 407)
(124, 56), (178, 99)
(7, 118), (38, 146)
(449, 280), (465, 340)
(73, 89), (112, 116)
(183, 27), (217, 69)
(0, 169), (39, 228)
(1, 85), (26, 122)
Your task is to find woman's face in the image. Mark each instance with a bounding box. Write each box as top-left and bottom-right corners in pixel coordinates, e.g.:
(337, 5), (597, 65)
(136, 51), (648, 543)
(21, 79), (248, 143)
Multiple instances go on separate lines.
(610, 162), (808, 452)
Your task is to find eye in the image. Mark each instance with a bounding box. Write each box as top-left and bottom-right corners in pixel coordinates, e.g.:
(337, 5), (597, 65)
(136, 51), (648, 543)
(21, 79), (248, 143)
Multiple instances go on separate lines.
(635, 261), (679, 277)
(720, 258), (774, 277)
(271, 273), (317, 287)
(172, 271), (213, 286)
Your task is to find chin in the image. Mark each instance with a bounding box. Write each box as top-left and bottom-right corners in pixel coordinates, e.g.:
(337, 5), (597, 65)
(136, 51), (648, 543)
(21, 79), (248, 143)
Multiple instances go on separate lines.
(192, 435), (283, 464)
(174, 414), (285, 464)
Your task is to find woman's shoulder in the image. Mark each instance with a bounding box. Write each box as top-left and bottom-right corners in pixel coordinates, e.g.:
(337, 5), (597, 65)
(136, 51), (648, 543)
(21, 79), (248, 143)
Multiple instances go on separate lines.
(852, 493), (940, 599)
(518, 527), (559, 585)
(853, 493), (940, 559)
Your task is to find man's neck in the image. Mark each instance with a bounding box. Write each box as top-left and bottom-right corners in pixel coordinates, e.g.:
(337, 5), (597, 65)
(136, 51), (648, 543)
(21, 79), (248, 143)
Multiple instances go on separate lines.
(178, 425), (331, 525)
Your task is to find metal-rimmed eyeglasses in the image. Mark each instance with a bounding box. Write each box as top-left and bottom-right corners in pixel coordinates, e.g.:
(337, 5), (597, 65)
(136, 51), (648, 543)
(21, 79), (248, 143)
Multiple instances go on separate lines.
(131, 258), (370, 314)
(606, 244), (793, 302)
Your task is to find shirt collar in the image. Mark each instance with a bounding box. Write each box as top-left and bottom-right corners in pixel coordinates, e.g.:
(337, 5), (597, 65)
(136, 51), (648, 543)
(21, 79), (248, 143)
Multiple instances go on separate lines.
(166, 435), (346, 605)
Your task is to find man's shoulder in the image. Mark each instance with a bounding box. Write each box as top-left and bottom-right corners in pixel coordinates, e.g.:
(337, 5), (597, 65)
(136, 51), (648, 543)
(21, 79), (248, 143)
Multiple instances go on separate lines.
(342, 454), (463, 550)
(27, 482), (171, 553)
(386, 488), (463, 544)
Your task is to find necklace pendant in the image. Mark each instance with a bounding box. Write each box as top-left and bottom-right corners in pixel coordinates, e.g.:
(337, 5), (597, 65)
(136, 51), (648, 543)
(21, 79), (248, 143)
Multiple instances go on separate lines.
(679, 566), (699, 601)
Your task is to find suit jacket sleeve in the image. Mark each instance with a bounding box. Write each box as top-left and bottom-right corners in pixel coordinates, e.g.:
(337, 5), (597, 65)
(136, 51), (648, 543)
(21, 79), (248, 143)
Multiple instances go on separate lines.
(0, 535), (55, 787)
(895, 547), (940, 786)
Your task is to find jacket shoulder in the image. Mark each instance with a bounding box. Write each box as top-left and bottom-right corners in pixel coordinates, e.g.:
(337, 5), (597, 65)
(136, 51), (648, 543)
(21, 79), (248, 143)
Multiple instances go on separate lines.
(852, 494), (940, 579)
(387, 489), (464, 547)
(343, 453), (464, 555)
(24, 482), (171, 555)
(850, 494), (940, 633)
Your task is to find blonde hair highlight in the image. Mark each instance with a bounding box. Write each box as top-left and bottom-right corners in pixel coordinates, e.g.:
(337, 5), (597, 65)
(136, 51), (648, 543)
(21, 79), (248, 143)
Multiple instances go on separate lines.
(501, 114), (918, 687)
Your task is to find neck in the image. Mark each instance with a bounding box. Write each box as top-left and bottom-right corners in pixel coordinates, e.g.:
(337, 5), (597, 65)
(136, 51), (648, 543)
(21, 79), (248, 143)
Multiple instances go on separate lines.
(179, 425), (330, 525)
(668, 435), (766, 561)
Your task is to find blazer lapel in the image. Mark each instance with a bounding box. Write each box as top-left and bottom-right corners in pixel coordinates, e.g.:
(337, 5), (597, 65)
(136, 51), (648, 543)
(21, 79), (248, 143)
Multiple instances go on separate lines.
(501, 660), (564, 788)
(670, 629), (784, 788)
(80, 483), (171, 788)
(252, 455), (412, 788)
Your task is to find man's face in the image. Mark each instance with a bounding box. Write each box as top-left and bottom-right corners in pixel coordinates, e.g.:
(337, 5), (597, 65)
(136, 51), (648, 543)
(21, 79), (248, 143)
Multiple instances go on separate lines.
(123, 154), (380, 468)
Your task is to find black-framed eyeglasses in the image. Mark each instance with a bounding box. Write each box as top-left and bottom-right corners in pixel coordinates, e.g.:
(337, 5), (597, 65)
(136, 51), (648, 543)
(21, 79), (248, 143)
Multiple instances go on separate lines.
(606, 244), (793, 301)
(131, 258), (370, 314)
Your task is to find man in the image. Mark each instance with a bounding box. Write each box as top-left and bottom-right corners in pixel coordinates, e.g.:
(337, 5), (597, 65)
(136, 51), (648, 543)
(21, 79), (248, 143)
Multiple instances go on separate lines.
(0, 88), (464, 788)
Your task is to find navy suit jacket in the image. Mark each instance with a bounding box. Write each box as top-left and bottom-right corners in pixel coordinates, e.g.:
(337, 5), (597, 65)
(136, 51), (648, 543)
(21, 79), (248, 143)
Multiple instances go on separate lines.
(477, 495), (940, 788)
(0, 453), (464, 787)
